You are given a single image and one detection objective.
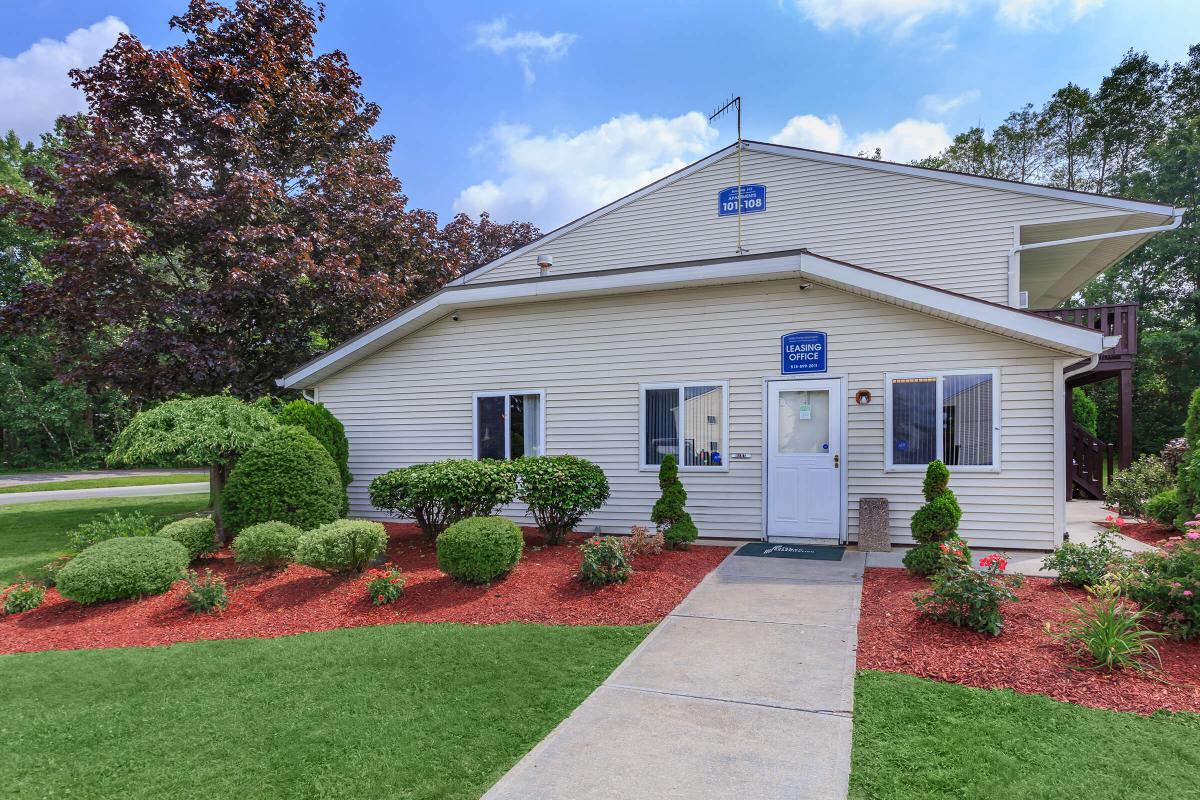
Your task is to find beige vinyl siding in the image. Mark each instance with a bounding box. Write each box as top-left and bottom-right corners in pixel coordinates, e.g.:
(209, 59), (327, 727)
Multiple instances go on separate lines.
(469, 149), (1126, 304)
(319, 277), (1062, 550)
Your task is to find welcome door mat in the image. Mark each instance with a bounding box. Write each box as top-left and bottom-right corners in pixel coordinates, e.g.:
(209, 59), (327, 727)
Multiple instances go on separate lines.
(734, 542), (845, 561)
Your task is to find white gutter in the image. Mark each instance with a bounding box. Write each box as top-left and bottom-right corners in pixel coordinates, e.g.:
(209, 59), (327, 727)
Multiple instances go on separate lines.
(1063, 354), (1100, 381)
(1007, 210), (1184, 306)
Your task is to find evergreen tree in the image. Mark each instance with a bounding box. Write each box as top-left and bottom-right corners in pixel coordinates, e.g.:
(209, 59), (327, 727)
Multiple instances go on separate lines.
(650, 454), (698, 549)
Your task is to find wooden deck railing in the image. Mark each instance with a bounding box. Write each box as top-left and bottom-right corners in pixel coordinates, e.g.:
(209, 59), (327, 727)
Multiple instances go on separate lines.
(1029, 303), (1138, 362)
(1070, 421), (1114, 501)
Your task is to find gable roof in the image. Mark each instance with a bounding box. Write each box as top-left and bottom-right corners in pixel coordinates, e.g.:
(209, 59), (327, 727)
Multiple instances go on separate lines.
(278, 249), (1111, 389)
(452, 139), (1182, 288)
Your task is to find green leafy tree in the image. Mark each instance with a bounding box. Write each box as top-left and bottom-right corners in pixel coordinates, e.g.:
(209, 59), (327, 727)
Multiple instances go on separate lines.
(1073, 388), (1099, 435)
(274, 399), (352, 513)
(108, 395), (277, 541)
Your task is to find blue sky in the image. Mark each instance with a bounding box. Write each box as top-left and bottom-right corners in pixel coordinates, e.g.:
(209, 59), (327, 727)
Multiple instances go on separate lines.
(1, 1), (1197, 230)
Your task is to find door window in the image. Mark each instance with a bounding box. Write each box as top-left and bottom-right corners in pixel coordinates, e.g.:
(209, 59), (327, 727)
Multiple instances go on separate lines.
(777, 390), (830, 453)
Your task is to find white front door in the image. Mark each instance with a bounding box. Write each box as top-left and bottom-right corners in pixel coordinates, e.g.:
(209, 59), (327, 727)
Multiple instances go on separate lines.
(766, 379), (844, 539)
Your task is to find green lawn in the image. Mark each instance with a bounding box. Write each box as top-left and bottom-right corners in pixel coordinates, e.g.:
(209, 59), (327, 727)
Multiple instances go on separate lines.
(0, 622), (648, 799)
(0, 473), (204, 494)
(851, 671), (1200, 799)
(0, 493), (208, 584)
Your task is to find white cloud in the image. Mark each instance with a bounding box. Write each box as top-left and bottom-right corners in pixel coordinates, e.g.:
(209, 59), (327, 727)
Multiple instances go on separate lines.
(454, 112), (719, 229)
(0, 17), (127, 141)
(787, 0), (1103, 33)
(921, 89), (981, 115)
(770, 114), (952, 163)
(473, 18), (578, 85)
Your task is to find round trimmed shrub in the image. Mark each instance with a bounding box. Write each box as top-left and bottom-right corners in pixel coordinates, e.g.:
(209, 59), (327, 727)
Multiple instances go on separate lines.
(232, 521), (303, 568)
(1146, 489), (1182, 528)
(156, 517), (217, 560)
(221, 426), (344, 534)
(910, 492), (962, 544)
(436, 516), (524, 584)
(276, 400), (353, 513)
(294, 520), (388, 574)
(513, 455), (610, 545)
(369, 459), (518, 540)
(903, 537), (971, 577)
(56, 537), (189, 605)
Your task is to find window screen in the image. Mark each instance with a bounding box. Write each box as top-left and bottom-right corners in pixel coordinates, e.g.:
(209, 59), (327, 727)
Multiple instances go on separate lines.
(475, 392), (543, 459)
(643, 384), (725, 468)
(888, 373), (996, 468)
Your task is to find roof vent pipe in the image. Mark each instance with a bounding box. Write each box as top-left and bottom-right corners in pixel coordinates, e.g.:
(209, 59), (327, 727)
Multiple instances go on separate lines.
(536, 254), (553, 276)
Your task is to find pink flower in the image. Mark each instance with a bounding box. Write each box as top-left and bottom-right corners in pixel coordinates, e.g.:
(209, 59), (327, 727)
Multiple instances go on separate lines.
(1185, 591), (1194, 597)
(1105, 515), (1114, 522)
(1115, 518), (1126, 527)
(1187, 532), (1200, 540)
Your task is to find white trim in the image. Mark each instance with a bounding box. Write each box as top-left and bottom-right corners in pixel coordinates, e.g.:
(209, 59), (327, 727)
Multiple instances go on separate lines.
(762, 376), (848, 543)
(277, 250), (1110, 389)
(883, 368), (1002, 473)
(638, 381), (730, 473)
(448, 144), (741, 288)
(471, 389), (546, 460)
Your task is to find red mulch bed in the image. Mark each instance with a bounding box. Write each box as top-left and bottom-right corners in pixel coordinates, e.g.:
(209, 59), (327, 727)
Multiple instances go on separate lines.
(857, 567), (1200, 716)
(1118, 520), (1188, 549)
(0, 525), (727, 656)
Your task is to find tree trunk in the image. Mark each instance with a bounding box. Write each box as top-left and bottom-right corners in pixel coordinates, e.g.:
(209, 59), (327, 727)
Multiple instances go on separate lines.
(210, 464), (229, 544)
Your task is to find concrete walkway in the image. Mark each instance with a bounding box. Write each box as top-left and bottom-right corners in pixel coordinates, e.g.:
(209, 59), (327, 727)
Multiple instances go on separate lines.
(484, 548), (864, 800)
(0, 483), (209, 506)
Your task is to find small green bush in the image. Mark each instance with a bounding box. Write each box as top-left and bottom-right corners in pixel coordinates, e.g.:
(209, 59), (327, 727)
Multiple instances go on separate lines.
(366, 565), (406, 605)
(1126, 533), (1200, 640)
(369, 460), (518, 540)
(156, 517), (217, 560)
(436, 516), (524, 584)
(294, 520), (388, 574)
(914, 556), (1022, 636)
(1042, 527), (1129, 588)
(903, 536), (971, 577)
(1105, 454), (1173, 518)
(650, 455), (698, 549)
(2, 581), (46, 614)
(56, 537), (189, 605)
(232, 521), (303, 568)
(513, 455), (610, 545)
(221, 426), (344, 534)
(275, 400), (353, 514)
(66, 511), (157, 553)
(183, 569), (229, 614)
(578, 536), (632, 586)
(1146, 489), (1182, 528)
(1072, 387), (1098, 436)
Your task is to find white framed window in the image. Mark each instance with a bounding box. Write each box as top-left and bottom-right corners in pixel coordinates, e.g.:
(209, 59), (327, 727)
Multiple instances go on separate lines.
(884, 369), (1000, 471)
(640, 382), (729, 471)
(473, 390), (545, 460)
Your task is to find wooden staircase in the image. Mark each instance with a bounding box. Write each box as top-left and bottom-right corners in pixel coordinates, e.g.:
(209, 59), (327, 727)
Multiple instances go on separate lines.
(1070, 421), (1115, 500)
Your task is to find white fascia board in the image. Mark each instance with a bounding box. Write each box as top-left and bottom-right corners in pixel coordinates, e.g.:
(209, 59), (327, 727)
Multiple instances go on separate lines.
(279, 252), (806, 388)
(746, 142), (1181, 218)
(798, 253), (1107, 356)
(449, 143), (741, 287)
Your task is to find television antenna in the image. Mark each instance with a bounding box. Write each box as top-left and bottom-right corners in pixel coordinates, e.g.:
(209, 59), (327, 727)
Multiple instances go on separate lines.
(709, 95), (745, 253)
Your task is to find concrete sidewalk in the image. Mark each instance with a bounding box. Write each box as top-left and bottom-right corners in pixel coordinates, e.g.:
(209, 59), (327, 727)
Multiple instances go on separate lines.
(484, 548), (863, 800)
(0, 483), (209, 506)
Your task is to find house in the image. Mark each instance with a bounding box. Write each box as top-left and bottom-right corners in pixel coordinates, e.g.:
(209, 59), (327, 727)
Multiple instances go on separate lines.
(277, 141), (1182, 550)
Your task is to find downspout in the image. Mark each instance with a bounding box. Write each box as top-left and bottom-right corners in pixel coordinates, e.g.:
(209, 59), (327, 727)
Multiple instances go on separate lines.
(1008, 210), (1184, 307)
(302, 387), (318, 403)
(1063, 354), (1100, 382)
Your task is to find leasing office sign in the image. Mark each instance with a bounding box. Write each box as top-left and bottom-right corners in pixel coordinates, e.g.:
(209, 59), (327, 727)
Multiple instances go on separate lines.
(781, 331), (827, 374)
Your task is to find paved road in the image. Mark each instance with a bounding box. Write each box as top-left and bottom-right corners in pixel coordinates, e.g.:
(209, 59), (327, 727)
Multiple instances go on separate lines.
(0, 483), (209, 506)
(0, 469), (205, 489)
(484, 547), (863, 799)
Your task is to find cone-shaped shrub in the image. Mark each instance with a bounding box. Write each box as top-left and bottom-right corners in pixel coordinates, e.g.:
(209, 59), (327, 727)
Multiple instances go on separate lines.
(907, 460), (963, 576)
(651, 454), (698, 549)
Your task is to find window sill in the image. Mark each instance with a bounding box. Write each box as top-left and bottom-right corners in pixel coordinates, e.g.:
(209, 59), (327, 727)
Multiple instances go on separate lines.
(639, 466), (730, 474)
(884, 465), (1001, 474)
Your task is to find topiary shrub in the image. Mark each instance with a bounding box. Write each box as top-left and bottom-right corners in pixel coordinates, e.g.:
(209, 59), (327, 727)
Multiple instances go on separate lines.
(578, 536), (632, 586)
(368, 460), (518, 541)
(156, 517), (217, 560)
(232, 521), (303, 568)
(294, 520), (388, 574)
(922, 459), (951, 502)
(436, 516), (524, 584)
(66, 511), (157, 553)
(275, 400), (353, 514)
(1105, 454), (1173, 518)
(1146, 489), (1182, 528)
(56, 537), (189, 604)
(221, 426), (344, 534)
(513, 455), (610, 545)
(651, 454), (698, 549)
(910, 460), (962, 546)
(903, 536), (971, 577)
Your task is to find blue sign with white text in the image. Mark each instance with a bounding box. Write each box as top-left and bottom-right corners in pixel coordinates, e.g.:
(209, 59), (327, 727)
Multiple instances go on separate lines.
(781, 331), (827, 374)
(717, 184), (766, 216)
